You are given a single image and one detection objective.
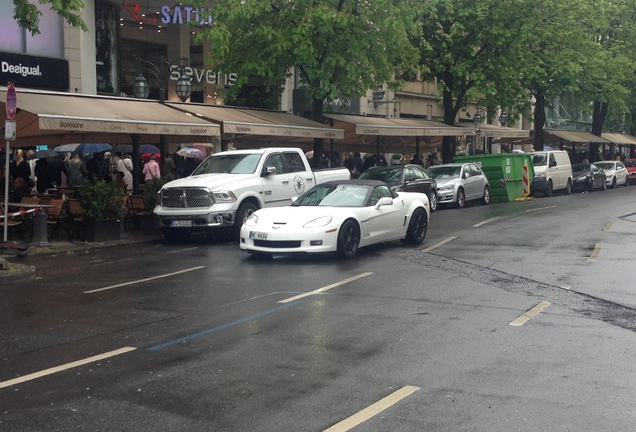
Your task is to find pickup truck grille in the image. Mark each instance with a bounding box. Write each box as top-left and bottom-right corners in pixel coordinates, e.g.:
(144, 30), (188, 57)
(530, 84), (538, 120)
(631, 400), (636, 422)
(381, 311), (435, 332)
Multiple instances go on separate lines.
(161, 188), (213, 208)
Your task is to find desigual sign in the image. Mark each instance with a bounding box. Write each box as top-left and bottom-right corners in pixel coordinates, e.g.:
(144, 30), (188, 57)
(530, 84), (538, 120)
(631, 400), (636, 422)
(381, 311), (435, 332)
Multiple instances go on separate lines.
(0, 52), (69, 90)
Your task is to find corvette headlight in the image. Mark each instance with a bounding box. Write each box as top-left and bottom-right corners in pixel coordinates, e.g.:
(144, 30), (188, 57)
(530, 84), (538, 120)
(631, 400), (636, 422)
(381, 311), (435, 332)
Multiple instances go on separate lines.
(213, 191), (237, 203)
(439, 184), (455, 192)
(303, 216), (333, 228)
(244, 214), (258, 227)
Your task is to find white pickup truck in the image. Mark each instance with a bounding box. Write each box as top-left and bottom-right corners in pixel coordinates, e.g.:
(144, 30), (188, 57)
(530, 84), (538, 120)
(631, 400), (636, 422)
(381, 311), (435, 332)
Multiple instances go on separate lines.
(154, 147), (351, 241)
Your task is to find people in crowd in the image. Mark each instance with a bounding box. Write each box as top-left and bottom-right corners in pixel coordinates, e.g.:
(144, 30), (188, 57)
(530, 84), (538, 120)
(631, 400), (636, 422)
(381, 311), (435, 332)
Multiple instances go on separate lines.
(173, 146), (185, 178)
(86, 152), (111, 182)
(10, 149), (32, 188)
(46, 154), (68, 188)
(183, 156), (199, 177)
(362, 154), (378, 172)
(116, 153), (134, 194)
(163, 153), (176, 178)
(142, 153), (161, 186)
(114, 171), (128, 193)
(67, 154), (85, 187)
(34, 158), (50, 193)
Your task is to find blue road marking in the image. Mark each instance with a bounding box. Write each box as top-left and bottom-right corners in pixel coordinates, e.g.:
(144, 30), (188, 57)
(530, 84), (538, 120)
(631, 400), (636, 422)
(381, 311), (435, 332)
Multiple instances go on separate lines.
(147, 301), (302, 351)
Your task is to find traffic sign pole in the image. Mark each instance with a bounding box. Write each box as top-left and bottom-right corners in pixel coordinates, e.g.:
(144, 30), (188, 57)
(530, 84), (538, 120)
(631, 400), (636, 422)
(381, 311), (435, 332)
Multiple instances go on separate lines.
(3, 82), (17, 242)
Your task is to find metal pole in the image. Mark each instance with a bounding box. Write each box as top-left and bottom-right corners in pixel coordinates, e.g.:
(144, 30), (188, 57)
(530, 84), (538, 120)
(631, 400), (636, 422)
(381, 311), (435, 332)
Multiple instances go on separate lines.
(3, 139), (9, 242)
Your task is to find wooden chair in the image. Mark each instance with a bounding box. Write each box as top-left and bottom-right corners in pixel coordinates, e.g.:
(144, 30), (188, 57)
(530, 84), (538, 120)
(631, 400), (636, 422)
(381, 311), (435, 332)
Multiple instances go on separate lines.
(21, 196), (41, 204)
(0, 204), (26, 240)
(126, 195), (149, 231)
(66, 199), (85, 240)
(45, 199), (70, 240)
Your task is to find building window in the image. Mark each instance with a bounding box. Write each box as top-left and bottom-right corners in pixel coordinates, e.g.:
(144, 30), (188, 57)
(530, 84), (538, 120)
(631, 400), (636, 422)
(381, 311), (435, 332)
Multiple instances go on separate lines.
(95, 0), (120, 94)
(0, 2), (63, 58)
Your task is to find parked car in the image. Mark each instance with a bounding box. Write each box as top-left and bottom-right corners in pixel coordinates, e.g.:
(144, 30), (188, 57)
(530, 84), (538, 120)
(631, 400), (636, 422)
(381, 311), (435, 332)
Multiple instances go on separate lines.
(593, 161), (628, 188)
(530, 150), (573, 196)
(359, 164), (438, 211)
(571, 163), (607, 192)
(624, 159), (636, 184)
(427, 163), (490, 208)
(239, 180), (430, 258)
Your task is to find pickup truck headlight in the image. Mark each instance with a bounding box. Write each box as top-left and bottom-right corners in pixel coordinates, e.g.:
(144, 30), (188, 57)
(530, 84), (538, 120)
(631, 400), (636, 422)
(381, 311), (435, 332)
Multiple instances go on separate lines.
(212, 191), (237, 203)
(244, 214), (258, 227)
(303, 216), (332, 228)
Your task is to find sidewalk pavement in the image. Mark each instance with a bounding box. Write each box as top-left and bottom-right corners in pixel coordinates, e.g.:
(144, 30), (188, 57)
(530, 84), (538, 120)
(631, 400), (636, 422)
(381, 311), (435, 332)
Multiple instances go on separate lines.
(0, 230), (161, 283)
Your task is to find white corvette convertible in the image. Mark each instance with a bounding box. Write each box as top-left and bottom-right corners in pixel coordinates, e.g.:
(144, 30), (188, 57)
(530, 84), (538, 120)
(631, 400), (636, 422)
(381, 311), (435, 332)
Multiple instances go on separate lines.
(240, 180), (430, 258)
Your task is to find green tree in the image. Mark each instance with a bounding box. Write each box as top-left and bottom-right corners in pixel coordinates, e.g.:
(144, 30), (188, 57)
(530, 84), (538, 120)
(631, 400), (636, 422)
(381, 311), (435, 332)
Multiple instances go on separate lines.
(12, 0), (87, 35)
(415, 0), (536, 162)
(195, 0), (419, 166)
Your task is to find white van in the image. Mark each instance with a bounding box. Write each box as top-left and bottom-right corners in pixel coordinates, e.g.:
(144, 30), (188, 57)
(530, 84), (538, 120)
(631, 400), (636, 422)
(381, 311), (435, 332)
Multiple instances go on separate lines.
(530, 150), (573, 196)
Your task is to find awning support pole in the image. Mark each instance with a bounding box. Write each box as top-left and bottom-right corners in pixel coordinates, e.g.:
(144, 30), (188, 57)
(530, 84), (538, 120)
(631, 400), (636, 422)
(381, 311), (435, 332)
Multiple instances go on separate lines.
(131, 134), (140, 194)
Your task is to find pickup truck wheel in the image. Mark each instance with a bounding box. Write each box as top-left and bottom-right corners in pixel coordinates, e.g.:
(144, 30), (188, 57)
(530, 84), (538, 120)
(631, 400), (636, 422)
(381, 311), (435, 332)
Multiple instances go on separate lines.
(232, 201), (258, 240)
(337, 220), (360, 258)
(162, 228), (192, 243)
(404, 208), (428, 245)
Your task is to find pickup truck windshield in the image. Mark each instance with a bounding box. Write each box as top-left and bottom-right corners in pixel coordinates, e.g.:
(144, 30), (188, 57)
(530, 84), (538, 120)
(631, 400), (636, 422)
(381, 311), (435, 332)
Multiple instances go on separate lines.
(193, 154), (262, 175)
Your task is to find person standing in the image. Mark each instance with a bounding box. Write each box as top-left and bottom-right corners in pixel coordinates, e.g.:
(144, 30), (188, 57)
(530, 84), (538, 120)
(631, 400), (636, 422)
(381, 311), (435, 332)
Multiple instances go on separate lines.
(173, 146), (185, 178)
(163, 153), (176, 178)
(142, 153), (161, 187)
(10, 149), (32, 187)
(67, 154), (85, 187)
(116, 153), (134, 194)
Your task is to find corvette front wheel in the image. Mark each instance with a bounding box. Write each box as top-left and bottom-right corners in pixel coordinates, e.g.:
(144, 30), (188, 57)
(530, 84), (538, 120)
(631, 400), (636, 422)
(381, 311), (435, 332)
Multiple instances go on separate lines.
(405, 208), (428, 245)
(337, 220), (360, 259)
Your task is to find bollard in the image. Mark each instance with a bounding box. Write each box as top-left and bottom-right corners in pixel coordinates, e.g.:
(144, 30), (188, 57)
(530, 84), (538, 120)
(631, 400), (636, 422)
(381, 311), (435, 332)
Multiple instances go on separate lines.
(30, 209), (51, 246)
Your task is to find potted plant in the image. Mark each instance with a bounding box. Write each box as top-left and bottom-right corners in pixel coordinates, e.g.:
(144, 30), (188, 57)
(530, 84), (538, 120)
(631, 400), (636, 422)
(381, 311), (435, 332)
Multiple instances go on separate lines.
(140, 174), (174, 235)
(79, 179), (125, 242)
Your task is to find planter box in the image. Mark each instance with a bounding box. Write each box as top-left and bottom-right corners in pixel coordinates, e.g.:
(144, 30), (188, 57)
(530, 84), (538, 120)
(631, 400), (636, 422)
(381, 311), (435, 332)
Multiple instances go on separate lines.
(83, 219), (121, 242)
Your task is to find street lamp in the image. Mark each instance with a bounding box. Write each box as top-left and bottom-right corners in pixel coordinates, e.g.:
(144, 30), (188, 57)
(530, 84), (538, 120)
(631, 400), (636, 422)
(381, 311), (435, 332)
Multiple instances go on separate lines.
(132, 56), (192, 103)
(473, 109), (483, 124)
(499, 110), (508, 127)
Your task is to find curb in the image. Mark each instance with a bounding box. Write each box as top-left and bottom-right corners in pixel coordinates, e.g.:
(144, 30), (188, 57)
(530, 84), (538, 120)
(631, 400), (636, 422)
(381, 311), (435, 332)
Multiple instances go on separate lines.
(0, 263), (36, 284)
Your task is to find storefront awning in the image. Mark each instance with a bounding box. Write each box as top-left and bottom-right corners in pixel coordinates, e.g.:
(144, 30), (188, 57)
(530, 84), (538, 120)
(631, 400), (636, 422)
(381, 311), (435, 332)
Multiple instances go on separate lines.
(0, 87), (220, 147)
(167, 103), (344, 140)
(457, 123), (530, 138)
(325, 113), (471, 136)
(546, 130), (609, 143)
(601, 133), (636, 145)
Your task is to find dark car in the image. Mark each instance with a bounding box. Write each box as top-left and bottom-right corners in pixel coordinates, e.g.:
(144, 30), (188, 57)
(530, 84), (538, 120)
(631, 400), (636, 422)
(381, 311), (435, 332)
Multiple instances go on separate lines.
(571, 163), (607, 192)
(359, 164), (438, 211)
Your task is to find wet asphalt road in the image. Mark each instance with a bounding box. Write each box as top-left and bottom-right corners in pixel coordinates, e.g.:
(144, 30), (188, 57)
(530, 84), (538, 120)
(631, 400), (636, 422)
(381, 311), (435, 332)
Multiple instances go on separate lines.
(2, 184), (636, 431)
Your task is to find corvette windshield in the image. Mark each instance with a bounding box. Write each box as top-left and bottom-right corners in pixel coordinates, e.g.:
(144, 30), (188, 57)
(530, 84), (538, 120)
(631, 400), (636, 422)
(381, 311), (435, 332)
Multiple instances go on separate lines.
(193, 153), (262, 175)
(293, 184), (370, 207)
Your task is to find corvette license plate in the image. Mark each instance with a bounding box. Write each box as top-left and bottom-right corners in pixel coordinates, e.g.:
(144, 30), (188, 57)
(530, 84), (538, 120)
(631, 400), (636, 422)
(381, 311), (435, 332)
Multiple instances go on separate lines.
(249, 231), (268, 240)
(170, 220), (193, 227)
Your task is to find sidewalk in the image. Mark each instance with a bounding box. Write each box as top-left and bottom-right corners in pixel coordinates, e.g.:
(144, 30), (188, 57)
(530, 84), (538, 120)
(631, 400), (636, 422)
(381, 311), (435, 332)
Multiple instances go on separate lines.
(0, 230), (161, 283)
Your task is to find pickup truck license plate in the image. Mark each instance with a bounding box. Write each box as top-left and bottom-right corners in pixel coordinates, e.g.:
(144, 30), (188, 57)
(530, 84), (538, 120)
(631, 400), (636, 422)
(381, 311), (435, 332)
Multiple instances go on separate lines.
(249, 231), (268, 240)
(170, 220), (193, 227)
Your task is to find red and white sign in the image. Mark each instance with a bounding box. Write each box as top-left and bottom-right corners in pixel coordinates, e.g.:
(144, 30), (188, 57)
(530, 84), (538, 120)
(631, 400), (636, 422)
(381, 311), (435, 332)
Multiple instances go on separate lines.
(522, 163), (530, 196)
(6, 82), (17, 120)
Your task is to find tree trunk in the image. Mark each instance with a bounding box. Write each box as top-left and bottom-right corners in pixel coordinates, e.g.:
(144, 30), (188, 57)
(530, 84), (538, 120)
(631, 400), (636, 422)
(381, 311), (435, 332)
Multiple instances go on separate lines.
(533, 88), (546, 151)
(311, 97), (325, 169)
(590, 100), (608, 163)
(441, 89), (458, 163)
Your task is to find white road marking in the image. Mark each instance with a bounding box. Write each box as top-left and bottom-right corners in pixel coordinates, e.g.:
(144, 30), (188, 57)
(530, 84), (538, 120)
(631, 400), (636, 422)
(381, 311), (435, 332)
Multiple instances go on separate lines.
(560, 285), (571, 290)
(603, 221), (614, 232)
(84, 266), (206, 293)
(278, 272), (373, 304)
(167, 247), (199, 254)
(525, 206), (557, 213)
(422, 236), (457, 253)
(588, 243), (603, 263)
(0, 347), (136, 389)
(509, 300), (551, 326)
(323, 385), (420, 432)
(473, 217), (501, 227)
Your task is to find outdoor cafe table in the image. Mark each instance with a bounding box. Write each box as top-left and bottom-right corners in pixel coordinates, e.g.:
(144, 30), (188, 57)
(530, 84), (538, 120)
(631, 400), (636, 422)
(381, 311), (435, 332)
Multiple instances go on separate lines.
(7, 202), (55, 246)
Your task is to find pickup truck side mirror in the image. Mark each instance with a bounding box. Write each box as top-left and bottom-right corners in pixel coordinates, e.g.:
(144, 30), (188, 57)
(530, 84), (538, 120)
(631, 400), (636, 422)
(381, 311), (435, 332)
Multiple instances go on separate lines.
(262, 166), (277, 177)
(375, 196), (393, 209)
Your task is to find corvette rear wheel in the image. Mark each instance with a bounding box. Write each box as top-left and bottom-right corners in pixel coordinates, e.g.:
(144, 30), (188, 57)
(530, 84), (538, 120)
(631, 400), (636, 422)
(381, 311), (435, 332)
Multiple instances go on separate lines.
(405, 208), (428, 245)
(337, 220), (360, 258)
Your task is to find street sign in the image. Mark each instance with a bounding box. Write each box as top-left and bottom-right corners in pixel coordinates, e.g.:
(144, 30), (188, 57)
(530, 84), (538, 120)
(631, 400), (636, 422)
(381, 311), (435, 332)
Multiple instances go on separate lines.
(6, 82), (17, 120)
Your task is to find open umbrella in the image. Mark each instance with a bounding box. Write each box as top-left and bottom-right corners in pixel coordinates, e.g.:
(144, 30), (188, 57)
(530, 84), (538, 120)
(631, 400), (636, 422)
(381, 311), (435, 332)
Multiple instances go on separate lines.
(29, 149), (59, 159)
(177, 147), (206, 159)
(54, 143), (80, 153)
(73, 143), (112, 154)
(113, 144), (160, 154)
